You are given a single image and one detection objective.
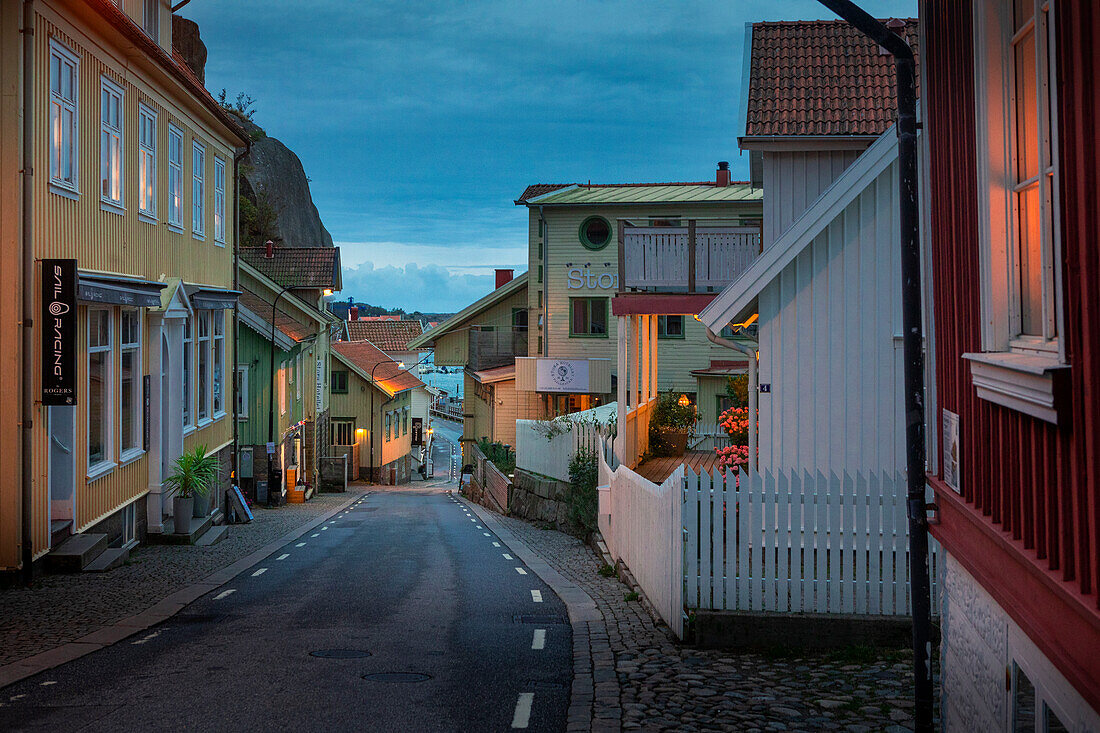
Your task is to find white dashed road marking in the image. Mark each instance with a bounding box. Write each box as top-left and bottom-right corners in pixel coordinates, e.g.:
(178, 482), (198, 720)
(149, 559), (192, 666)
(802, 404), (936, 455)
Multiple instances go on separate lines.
(515, 568), (527, 575)
(311, 533), (320, 538)
(40, 681), (56, 687)
(492, 542), (500, 548)
(511, 692), (534, 729)
(296, 542), (306, 547)
(503, 553), (513, 560)
(214, 589), (236, 601)
(530, 590), (542, 602)
(532, 629), (546, 650)
(321, 526), (329, 531)
(252, 568), (267, 577)
(132, 631), (160, 645)
(276, 554), (290, 561)
(483, 532), (492, 537)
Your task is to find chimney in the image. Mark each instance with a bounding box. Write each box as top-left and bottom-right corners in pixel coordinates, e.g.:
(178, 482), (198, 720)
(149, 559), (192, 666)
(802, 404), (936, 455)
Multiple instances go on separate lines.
(716, 161), (731, 187)
(495, 268), (514, 289)
(265, 239), (274, 258)
(880, 19), (906, 55)
(349, 306), (359, 322)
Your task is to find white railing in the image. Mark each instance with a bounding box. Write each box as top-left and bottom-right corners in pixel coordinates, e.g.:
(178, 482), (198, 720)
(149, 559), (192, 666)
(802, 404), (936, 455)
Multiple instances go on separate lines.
(620, 223), (761, 292)
(683, 468), (940, 617)
(516, 404), (616, 483)
(597, 437), (684, 637)
(689, 422), (731, 451)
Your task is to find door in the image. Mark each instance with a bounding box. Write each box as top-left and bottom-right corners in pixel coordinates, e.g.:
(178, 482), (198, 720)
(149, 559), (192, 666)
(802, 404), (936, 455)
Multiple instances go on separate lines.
(48, 405), (76, 524)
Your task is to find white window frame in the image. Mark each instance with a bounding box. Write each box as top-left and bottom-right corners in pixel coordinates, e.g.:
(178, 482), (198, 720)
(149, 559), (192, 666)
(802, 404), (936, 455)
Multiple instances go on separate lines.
(167, 124), (183, 230)
(182, 315), (194, 431)
(236, 364), (249, 419)
(49, 39), (80, 195)
(192, 139), (206, 238)
(214, 156), (226, 245)
(966, 0), (1066, 424)
(99, 76), (124, 211)
(331, 419), (354, 447)
(212, 311), (225, 417)
(119, 308), (143, 462)
(142, 0), (159, 43)
(296, 351), (302, 400)
(197, 311), (210, 423)
(138, 103), (157, 220)
(87, 307), (114, 479)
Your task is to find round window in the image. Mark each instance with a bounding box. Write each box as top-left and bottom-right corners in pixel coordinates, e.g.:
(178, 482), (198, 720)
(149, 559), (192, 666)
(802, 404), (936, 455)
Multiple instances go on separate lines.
(579, 216), (612, 250)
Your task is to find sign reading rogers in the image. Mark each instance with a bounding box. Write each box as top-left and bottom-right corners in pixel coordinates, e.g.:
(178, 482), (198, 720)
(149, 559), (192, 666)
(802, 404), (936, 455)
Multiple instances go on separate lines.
(41, 259), (78, 406)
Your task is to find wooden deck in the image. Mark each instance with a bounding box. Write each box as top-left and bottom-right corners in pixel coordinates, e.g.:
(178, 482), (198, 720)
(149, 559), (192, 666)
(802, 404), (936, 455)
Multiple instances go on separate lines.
(634, 450), (721, 484)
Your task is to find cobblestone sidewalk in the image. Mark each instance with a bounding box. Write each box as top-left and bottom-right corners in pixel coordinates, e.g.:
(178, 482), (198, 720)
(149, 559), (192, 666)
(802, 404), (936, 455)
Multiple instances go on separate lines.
(0, 491), (360, 667)
(497, 515), (930, 733)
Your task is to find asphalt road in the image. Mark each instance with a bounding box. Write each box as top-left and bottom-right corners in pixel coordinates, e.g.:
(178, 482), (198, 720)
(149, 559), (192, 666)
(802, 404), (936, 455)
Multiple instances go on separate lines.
(0, 486), (571, 732)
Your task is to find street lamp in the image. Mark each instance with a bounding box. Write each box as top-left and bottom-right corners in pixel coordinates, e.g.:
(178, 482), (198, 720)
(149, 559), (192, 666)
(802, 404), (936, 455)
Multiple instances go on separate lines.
(368, 352), (433, 483)
(267, 275), (293, 506)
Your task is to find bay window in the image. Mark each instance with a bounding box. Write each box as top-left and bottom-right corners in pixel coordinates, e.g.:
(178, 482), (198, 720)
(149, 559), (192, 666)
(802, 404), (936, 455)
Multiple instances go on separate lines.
(49, 39), (79, 193)
(100, 77), (124, 209)
(212, 311), (225, 416)
(88, 308), (113, 475)
(168, 124), (183, 228)
(120, 309), (142, 458)
(192, 140), (206, 237)
(197, 312), (210, 421)
(138, 104), (157, 218)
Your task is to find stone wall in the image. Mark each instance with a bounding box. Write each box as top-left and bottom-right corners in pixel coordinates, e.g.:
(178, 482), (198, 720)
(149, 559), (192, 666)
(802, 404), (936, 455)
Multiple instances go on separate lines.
(509, 469), (571, 529)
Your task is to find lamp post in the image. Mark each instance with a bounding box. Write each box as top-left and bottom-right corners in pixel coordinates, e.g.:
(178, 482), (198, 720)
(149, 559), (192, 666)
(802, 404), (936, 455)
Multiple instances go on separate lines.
(368, 352), (433, 483)
(267, 276), (293, 506)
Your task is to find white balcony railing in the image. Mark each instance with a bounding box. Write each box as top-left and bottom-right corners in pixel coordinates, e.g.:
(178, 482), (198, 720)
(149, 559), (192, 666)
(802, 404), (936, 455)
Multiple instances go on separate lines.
(618, 221), (761, 293)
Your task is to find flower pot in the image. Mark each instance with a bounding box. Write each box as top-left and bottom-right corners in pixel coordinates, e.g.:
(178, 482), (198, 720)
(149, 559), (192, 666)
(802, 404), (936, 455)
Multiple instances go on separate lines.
(192, 489), (210, 518)
(173, 496), (194, 533)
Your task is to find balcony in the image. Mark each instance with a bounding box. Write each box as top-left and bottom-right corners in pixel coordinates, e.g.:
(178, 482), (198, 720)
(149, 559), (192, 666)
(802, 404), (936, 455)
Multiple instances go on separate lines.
(467, 326), (527, 371)
(617, 219), (762, 294)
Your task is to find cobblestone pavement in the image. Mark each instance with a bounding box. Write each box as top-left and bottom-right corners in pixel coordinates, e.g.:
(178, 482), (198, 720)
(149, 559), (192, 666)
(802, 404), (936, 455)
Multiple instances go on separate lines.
(498, 515), (933, 733)
(0, 490), (360, 666)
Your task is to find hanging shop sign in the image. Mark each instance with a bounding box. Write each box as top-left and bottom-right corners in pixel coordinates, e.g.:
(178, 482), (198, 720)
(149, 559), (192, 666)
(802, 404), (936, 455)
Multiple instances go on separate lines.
(536, 359), (590, 393)
(315, 356), (324, 412)
(566, 267), (618, 290)
(411, 417), (424, 446)
(41, 259), (78, 405)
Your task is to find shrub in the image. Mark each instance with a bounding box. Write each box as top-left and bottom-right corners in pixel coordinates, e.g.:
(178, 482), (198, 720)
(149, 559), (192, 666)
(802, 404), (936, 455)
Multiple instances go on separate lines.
(567, 445), (599, 534)
(714, 405), (757, 472)
(648, 390), (696, 456)
(476, 437), (515, 475)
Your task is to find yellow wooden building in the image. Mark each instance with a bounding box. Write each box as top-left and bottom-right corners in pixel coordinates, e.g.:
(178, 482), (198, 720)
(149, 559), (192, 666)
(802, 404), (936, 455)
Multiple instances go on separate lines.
(0, 0), (248, 574)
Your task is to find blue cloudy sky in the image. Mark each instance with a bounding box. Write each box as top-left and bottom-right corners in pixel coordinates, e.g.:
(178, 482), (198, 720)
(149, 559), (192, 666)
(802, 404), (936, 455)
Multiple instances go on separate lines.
(180, 0), (914, 313)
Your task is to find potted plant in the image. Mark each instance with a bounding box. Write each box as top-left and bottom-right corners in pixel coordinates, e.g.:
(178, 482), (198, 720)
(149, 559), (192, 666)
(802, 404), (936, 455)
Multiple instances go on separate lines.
(163, 445), (218, 533)
(648, 391), (697, 457)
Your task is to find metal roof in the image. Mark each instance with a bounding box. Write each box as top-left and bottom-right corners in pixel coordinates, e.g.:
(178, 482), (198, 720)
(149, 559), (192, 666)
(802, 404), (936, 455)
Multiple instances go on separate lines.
(525, 183), (761, 206)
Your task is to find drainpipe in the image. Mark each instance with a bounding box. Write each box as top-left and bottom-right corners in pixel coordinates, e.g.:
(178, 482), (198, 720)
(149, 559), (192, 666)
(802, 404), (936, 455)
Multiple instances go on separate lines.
(814, 3), (931, 730)
(20, 0), (35, 585)
(231, 141), (249, 500)
(704, 328), (756, 473)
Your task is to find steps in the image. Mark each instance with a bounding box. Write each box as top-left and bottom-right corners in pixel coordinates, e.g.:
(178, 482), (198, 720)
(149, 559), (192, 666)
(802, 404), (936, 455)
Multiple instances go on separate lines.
(46, 533), (108, 572)
(193, 525), (228, 546)
(147, 513), (214, 545)
(50, 519), (72, 548)
(83, 545), (131, 572)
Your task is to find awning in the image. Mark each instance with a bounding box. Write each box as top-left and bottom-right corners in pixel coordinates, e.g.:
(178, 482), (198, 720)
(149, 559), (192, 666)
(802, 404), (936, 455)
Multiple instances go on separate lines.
(184, 284), (241, 310)
(78, 272), (165, 307)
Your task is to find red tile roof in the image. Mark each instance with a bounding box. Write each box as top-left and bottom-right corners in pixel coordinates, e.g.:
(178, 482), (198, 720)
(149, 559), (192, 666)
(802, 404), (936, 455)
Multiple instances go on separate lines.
(344, 320), (425, 352)
(744, 19), (920, 138)
(239, 289), (314, 342)
(241, 247), (340, 290)
(332, 341), (424, 395)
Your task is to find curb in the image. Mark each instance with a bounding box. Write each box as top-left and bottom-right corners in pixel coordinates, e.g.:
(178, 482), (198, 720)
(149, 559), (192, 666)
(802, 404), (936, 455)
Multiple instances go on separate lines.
(0, 490), (366, 690)
(460, 493), (609, 733)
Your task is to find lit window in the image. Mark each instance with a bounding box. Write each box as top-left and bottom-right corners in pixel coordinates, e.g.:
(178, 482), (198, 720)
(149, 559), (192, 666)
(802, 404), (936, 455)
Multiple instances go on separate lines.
(569, 297), (608, 337)
(88, 308), (113, 474)
(214, 157), (226, 244)
(657, 315), (684, 339)
(167, 125), (183, 227)
(99, 77), (124, 208)
(183, 315), (193, 427)
(120, 309), (142, 457)
(212, 311), (225, 415)
(138, 104), (156, 218)
(279, 360), (287, 415)
(49, 39), (79, 192)
(197, 312), (210, 421)
(192, 140), (206, 237)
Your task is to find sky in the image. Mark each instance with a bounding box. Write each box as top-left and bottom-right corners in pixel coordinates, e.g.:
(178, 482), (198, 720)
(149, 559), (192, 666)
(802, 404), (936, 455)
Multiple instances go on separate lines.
(180, 0), (916, 313)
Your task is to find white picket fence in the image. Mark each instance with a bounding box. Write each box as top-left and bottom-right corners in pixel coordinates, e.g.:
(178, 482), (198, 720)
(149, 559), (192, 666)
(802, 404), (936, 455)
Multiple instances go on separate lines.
(516, 403), (616, 483)
(683, 468), (940, 617)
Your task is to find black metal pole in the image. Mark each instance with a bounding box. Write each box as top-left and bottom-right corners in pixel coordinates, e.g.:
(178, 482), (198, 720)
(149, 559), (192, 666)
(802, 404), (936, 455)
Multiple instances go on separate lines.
(814, 3), (932, 729)
(267, 284), (292, 506)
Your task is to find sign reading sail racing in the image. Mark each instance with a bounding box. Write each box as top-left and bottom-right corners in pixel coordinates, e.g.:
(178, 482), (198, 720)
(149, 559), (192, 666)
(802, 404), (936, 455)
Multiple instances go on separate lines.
(42, 259), (78, 405)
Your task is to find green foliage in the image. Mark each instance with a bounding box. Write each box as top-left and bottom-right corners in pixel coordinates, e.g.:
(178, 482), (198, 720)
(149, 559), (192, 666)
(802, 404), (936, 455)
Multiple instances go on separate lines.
(240, 191), (279, 247)
(598, 564), (616, 578)
(648, 390), (696, 456)
(567, 445), (599, 534)
(162, 445), (217, 499)
(624, 591), (640, 602)
(476, 438), (515, 475)
(725, 374), (749, 408)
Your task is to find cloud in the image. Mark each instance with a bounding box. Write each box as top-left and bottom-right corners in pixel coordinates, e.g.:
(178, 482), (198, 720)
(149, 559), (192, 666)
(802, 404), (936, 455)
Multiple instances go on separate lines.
(339, 261), (508, 314)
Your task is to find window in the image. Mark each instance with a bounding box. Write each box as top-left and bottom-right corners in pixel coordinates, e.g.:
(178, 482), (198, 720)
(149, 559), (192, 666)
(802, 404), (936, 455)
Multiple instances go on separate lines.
(331, 370), (349, 394)
(183, 315), (193, 428)
(649, 216), (682, 227)
(403, 409), (409, 435)
(168, 125), (183, 227)
(197, 313), (210, 421)
(88, 308), (113, 475)
(331, 419), (354, 446)
(295, 352), (302, 400)
(49, 40), (79, 192)
(121, 501), (136, 545)
(236, 365), (249, 419)
(138, 104), (156, 218)
(99, 77), (124, 208)
(212, 311), (225, 415)
(579, 216), (612, 250)
(570, 297), (608, 337)
(537, 265), (543, 284)
(119, 309), (142, 458)
(192, 140), (205, 236)
(385, 412), (392, 441)
(279, 361), (287, 415)
(512, 307), (528, 332)
(143, 0), (159, 42)
(658, 315), (684, 339)
(214, 157), (226, 244)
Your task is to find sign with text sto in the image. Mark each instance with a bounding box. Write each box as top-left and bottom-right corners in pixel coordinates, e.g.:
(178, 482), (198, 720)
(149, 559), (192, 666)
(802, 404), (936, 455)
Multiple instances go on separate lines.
(566, 267), (618, 290)
(42, 258), (78, 405)
(536, 359), (590, 393)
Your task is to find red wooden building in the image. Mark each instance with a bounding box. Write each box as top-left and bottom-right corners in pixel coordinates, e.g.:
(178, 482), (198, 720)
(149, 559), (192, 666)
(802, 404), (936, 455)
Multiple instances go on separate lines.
(922, 0), (1099, 727)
